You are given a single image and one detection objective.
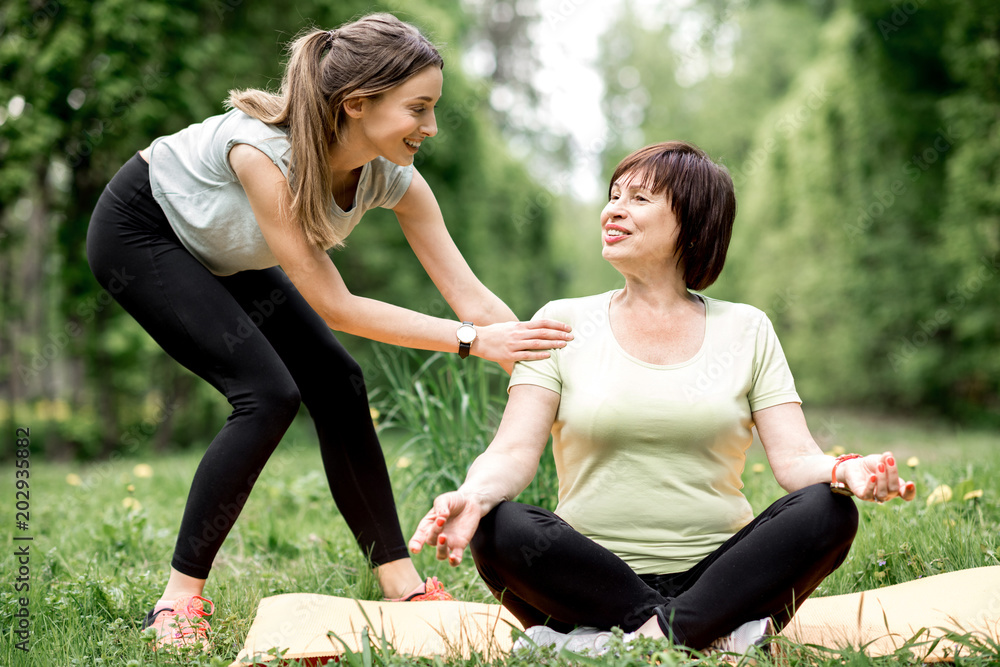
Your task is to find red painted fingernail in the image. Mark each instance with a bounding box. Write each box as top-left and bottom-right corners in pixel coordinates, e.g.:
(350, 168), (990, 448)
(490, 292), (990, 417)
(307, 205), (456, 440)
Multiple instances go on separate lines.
(887, 457), (895, 467)
(438, 535), (446, 545)
(878, 463), (885, 473)
(870, 475), (877, 483)
(436, 517), (446, 527)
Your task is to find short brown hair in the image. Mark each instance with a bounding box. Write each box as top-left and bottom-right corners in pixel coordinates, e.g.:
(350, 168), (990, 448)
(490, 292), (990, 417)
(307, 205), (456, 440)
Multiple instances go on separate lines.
(609, 141), (736, 291)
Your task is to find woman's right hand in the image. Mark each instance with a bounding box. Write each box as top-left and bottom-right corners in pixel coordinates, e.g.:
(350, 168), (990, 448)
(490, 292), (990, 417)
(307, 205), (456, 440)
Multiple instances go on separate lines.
(408, 490), (484, 566)
(473, 319), (573, 366)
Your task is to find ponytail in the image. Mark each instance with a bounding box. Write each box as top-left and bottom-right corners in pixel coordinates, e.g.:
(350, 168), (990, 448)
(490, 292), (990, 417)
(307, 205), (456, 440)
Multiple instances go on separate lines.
(228, 14), (443, 249)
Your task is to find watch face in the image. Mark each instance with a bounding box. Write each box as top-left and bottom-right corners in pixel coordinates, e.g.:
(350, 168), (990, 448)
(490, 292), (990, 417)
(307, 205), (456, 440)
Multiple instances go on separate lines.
(457, 325), (476, 344)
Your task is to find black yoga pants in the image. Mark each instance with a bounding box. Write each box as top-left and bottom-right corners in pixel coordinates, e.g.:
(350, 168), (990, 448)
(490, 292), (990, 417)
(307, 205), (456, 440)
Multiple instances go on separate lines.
(86, 153), (409, 579)
(470, 483), (858, 650)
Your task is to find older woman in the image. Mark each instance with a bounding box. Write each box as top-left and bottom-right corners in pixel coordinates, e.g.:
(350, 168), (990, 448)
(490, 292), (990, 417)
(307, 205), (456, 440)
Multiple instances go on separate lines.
(409, 141), (916, 656)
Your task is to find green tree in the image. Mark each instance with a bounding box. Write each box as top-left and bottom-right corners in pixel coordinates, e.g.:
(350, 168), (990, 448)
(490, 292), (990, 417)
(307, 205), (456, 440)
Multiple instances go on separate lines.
(592, 0), (999, 423)
(0, 0), (563, 458)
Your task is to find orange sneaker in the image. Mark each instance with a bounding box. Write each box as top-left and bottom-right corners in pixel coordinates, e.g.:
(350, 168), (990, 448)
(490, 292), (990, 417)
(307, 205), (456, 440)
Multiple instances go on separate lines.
(142, 594), (214, 652)
(385, 576), (454, 602)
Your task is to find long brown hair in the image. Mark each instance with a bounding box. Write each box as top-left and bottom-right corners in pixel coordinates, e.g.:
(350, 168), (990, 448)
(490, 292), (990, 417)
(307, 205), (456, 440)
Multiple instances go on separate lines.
(228, 13), (443, 248)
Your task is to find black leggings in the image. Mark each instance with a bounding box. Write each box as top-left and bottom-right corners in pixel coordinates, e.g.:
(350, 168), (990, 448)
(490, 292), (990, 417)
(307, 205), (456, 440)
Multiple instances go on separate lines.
(470, 483), (858, 650)
(86, 153), (409, 579)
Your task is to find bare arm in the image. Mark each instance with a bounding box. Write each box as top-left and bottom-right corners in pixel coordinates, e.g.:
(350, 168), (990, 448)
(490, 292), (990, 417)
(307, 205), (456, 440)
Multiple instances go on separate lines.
(753, 402), (916, 502)
(394, 169), (517, 325)
(408, 384), (560, 564)
(229, 145), (570, 364)
(394, 170), (572, 372)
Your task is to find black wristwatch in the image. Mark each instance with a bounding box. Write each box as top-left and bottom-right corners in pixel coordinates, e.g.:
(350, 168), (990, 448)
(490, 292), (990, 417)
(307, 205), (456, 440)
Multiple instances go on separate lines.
(456, 321), (476, 359)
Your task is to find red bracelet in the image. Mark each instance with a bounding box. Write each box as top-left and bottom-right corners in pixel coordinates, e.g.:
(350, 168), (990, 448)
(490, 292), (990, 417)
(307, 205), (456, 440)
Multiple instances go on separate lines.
(830, 453), (862, 496)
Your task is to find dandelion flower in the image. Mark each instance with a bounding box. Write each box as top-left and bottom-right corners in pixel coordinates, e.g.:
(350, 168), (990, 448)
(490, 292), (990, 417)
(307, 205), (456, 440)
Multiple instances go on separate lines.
(906, 456), (919, 468)
(370, 408), (381, 422)
(126, 484), (135, 493)
(751, 463), (766, 474)
(133, 463), (154, 478)
(963, 489), (983, 501)
(926, 484), (952, 507)
(66, 473), (82, 486)
(122, 497), (142, 511)
(396, 456), (411, 469)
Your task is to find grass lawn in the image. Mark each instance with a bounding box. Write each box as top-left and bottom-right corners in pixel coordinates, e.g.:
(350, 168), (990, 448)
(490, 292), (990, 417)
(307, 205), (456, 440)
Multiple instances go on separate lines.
(2, 399), (999, 666)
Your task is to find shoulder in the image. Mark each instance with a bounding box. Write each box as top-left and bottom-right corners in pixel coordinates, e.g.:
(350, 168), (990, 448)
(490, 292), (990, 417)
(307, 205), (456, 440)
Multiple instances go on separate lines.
(221, 110), (290, 173)
(365, 157), (416, 211)
(701, 294), (768, 327)
(531, 291), (615, 326)
(222, 108), (288, 138)
(368, 156), (414, 182)
(228, 142), (283, 180)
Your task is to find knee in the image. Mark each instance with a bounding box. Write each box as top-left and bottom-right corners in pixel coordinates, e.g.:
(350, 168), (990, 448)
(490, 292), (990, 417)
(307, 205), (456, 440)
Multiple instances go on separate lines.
(257, 380), (302, 425)
(308, 350), (366, 401)
(798, 483), (859, 551)
(470, 502), (508, 566)
(471, 502), (566, 571)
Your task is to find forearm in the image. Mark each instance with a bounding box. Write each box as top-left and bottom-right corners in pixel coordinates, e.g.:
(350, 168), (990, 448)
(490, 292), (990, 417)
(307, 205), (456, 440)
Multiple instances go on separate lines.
(771, 452), (838, 493)
(458, 448), (539, 517)
(454, 385), (558, 516)
(324, 292), (465, 353)
(455, 288), (517, 326)
(460, 292), (518, 374)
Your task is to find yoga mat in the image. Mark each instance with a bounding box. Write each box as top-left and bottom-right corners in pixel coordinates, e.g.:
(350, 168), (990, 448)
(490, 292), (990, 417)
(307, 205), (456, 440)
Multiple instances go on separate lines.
(778, 566), (1000, 662)
(231, 594), (520, 665)
(231, 566), (1000, 665)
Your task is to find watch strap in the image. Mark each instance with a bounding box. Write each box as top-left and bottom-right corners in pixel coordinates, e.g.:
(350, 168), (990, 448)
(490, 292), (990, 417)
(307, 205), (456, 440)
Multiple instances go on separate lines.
(458, 321), (473, 359)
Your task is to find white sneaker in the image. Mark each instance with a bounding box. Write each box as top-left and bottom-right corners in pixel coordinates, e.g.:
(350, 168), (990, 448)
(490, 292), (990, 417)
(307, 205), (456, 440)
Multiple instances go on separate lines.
(513, 625), (637, 656)
(706, 617), (773, 657)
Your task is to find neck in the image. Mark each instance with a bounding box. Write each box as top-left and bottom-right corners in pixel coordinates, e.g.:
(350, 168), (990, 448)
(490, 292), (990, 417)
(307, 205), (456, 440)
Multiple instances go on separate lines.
(613, 264), (693, 312)
(328, 126), (376, 174)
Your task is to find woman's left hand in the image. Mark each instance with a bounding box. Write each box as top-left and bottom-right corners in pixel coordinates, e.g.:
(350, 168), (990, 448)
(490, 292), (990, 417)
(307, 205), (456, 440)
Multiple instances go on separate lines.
(842, 452), (917, 503)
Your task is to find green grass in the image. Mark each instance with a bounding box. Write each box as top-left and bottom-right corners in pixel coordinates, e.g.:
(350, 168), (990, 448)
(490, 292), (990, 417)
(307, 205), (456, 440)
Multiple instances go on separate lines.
(2, 355), (999, 666)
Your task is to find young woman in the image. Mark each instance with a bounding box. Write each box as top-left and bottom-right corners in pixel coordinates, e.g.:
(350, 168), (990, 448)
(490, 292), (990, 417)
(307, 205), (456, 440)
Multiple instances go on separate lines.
(85, 13), (572, 652)
(410, 141), (916, 657)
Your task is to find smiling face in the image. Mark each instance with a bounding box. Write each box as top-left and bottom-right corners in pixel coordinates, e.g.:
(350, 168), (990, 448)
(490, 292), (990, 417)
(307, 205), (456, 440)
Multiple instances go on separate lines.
(601, 171), (682, 274)
(345, 65), (442, 166)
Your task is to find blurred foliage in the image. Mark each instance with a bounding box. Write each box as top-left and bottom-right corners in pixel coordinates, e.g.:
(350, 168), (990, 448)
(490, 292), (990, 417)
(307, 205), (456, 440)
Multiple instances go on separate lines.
(0, 0), (563, 459)
(372, 348), (559, 511)
(4, 0), (998, 459)
(596, 0), (999, 424)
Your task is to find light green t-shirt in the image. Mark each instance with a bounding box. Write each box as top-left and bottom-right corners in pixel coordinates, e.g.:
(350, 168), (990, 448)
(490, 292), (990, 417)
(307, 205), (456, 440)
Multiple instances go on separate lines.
(509, 290), (801, 575)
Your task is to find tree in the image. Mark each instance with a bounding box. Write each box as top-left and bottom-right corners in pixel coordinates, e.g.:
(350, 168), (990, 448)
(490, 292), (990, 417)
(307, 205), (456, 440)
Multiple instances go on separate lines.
(591, 0), (999, 422)
(0, 0), (563, 458)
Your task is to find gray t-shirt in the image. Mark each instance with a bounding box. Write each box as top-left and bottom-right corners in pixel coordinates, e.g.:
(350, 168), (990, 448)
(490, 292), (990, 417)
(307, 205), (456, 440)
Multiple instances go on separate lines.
(148, 109), (413, 276)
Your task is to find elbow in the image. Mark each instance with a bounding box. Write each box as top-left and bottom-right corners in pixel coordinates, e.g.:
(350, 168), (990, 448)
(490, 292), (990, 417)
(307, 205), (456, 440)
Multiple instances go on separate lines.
(304, 289), (357, 331)
(770, 468), (801, 494)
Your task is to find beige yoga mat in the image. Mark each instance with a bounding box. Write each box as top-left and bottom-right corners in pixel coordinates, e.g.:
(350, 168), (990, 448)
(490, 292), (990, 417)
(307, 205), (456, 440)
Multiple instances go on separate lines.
(231, 595), (521, 666)
(778, 566), (1000, 661)
(230, 567), (1000, 665)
